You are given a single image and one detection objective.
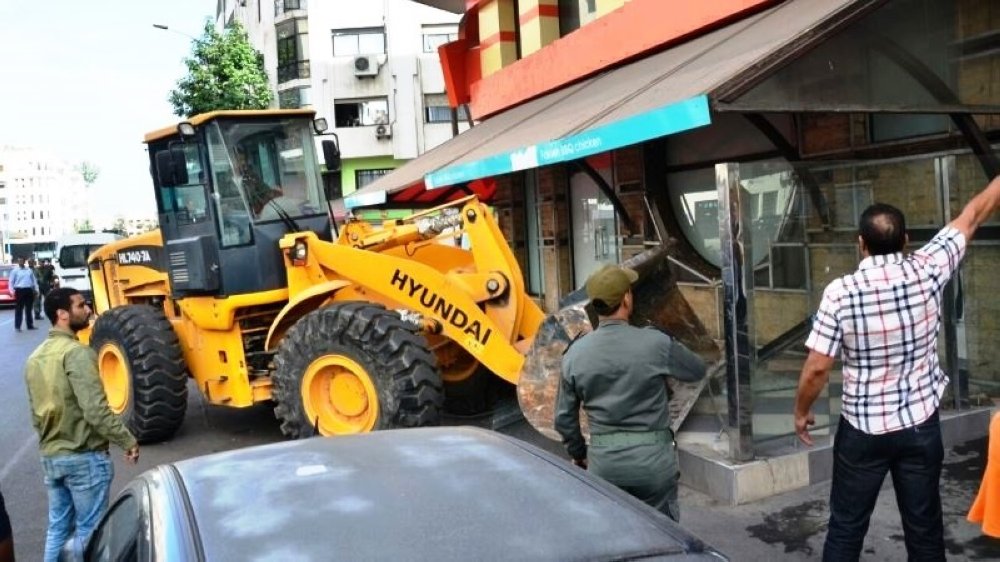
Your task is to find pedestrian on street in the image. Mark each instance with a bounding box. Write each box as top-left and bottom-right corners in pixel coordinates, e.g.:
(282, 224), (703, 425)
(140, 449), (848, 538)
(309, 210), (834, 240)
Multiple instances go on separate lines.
(794, 175), (1000, 562)
(0, 485), (13, 562)
(24, 287), (139, 562)
(8, 258), (37, 332)
(29, 259), (43, 321)
(555, 264), (707, 522)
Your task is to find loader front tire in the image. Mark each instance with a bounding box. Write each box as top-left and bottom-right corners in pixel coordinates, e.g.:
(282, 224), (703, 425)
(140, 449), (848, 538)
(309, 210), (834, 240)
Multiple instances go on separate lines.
(272, 302), (443, 438)
(90, 305), (188, 444)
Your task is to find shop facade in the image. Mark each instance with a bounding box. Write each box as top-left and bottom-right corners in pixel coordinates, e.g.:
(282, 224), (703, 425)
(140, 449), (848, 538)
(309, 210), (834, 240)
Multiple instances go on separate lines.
(345, 0), (1000, 495)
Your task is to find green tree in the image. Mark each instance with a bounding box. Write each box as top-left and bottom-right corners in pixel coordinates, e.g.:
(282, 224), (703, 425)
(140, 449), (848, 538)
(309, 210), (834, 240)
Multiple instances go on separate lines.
(169, 21), (272, 117)
(74, 219), (93, 233)
(77, 162), (99, 186)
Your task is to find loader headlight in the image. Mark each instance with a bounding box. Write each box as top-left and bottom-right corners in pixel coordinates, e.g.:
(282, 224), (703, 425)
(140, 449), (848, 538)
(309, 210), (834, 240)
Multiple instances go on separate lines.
(291, 240), (308, 266)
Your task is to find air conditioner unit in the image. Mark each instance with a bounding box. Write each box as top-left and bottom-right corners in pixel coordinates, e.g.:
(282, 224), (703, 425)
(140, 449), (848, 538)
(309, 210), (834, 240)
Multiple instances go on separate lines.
(375, 123), (393, 139)
(353, 55), (380, 77)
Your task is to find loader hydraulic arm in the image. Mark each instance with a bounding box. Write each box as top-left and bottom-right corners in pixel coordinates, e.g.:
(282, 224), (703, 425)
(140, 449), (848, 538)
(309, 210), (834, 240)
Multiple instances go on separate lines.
(281, 196), (544, 383)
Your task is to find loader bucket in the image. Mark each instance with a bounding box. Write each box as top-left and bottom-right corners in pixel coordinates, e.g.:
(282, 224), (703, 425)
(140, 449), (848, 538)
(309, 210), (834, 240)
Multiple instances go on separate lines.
(517, 245), (722, 441)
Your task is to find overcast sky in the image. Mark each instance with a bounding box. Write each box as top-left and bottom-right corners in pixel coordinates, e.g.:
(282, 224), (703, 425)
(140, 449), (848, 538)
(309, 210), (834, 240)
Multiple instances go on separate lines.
(0, 0), (215, 224)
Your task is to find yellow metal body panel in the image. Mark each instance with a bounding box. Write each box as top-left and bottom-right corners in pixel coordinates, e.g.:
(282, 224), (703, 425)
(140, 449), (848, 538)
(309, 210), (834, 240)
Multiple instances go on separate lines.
(144, 109), (316, 143)
(265, 280), (351, 351)
(90, 190), (543, 410)
(272, 198), (543, 384)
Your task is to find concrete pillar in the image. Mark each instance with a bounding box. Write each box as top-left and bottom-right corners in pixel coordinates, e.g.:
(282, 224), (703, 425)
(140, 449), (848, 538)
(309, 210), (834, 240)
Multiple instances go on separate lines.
(479, 0), (519, 77)
(518, 0), (560, 56)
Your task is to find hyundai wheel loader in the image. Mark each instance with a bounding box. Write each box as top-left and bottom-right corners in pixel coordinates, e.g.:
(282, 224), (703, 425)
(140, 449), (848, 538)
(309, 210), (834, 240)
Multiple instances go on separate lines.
(86, 109), (719, 444)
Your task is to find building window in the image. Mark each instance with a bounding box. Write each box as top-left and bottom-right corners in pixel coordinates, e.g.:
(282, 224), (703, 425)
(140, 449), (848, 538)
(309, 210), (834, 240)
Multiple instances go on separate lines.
(424, 94), (468, 123)
(559, 0), (598, 36)
(753, 244), (808, 290)
(332, 27), (386, 56)
(334, 98), (389, 128)
(274, 0), (305, 16)
(277, 18), (310, 83)
(278, 88), (303, 109)
(832, 182), (873, 229)
(422, 25), (457, 53)
(356, 169), (393, 189)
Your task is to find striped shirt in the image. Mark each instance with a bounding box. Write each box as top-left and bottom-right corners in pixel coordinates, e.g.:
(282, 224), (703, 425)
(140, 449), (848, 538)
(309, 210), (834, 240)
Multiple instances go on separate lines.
(805, 226), (965, 435)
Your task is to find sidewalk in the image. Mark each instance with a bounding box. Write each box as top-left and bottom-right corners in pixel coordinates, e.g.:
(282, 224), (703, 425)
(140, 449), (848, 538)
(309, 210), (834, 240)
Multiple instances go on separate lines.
(679, 436), (1000, 561)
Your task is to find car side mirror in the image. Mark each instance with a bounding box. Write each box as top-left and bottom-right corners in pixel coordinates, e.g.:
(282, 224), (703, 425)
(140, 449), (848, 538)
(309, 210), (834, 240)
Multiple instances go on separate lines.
(170, 147), (189, 185)
(321, 138), (341, 172)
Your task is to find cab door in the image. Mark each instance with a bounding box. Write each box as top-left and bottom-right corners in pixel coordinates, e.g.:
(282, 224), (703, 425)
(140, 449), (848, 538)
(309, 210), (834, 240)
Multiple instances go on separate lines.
(151, 138), (222, 297)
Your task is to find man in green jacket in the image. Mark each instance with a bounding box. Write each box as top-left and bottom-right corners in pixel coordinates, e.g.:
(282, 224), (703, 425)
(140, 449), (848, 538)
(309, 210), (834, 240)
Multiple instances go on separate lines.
(24, 288), (139, 562)
(555, 264), (707, 521)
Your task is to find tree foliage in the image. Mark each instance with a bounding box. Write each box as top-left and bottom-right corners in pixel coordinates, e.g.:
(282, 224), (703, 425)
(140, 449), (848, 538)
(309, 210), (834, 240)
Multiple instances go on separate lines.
(169, 21), (272, 117)
(77, 161), (99, 186)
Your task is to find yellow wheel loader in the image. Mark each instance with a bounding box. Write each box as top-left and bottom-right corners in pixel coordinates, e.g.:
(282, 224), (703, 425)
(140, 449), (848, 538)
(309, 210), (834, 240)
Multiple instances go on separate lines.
(86, 109), (719, 444)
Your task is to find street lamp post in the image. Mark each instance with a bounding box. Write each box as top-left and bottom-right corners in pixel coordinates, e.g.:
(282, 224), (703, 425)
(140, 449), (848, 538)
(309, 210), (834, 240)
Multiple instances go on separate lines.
(152, 24), (197, 41)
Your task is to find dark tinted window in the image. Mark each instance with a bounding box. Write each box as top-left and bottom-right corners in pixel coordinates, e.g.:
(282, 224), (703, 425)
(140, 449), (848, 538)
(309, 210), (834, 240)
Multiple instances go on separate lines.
(86, 494), (141, 562)
(59, 245), (102, 269)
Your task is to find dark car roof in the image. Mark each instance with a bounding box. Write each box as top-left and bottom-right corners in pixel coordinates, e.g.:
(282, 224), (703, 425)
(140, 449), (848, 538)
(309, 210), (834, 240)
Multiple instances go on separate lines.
(168, 427), (721, 562)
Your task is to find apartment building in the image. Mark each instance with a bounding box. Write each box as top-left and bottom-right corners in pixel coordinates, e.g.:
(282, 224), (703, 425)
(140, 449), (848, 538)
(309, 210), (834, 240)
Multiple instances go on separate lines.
(219, 0), (466, 202)
(0, 146), (91, 258)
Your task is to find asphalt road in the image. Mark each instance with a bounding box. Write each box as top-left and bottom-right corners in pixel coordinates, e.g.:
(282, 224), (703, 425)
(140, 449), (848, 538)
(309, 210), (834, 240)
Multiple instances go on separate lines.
(1, 307), (998, 561)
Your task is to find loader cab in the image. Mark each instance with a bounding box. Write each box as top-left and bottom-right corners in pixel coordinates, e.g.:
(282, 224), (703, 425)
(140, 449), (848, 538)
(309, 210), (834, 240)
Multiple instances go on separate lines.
(148, 111), (333, 298)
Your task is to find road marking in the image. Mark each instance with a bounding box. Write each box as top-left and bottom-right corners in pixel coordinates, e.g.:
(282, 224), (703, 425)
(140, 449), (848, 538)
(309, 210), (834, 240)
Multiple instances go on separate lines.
(0, 436), (37, 482)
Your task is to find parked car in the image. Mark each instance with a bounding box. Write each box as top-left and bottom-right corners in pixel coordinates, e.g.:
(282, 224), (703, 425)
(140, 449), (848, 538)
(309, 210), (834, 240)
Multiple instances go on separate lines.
(0, 266), (14, 307)
(83, 427), (727, 561)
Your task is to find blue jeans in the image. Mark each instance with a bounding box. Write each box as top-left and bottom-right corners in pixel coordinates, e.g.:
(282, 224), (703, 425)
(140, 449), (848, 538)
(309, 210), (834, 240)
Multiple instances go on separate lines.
(823, 413), (944, 562)
(41, 451), (114, 562)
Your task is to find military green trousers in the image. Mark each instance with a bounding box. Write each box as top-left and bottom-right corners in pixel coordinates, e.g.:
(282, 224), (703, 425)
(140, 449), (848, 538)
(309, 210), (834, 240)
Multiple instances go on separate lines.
(589, 440), (680, 521)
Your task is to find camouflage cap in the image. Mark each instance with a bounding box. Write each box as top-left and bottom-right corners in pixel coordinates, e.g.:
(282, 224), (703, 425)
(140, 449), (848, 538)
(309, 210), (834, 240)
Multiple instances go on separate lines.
(585, 264), (638, 310)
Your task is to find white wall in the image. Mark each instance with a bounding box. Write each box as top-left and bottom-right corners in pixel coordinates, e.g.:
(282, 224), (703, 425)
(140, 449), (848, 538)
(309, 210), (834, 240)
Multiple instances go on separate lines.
(237, 0), (463, 163)
(0, 147), (90, 245)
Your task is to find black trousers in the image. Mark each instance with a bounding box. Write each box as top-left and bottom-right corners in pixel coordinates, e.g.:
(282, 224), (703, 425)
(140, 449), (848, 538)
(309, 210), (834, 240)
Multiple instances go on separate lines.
(823, 412), (944, 562)
(14, 288), (34, 329)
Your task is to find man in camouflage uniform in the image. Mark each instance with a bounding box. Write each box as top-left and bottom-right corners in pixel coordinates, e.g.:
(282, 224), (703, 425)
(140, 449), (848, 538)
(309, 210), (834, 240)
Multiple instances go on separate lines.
(555, 264), (707, 521)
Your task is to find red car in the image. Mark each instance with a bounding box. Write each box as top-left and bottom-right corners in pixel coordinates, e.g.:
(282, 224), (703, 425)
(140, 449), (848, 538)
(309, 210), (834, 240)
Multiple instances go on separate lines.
(0, 266), (13, 307)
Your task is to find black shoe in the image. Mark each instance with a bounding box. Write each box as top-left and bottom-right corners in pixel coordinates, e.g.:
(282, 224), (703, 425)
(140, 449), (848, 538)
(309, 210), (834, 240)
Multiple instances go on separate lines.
(27, 326), (37, 330)
(34, 315), (41, 320)
(15, 328), (21, 332)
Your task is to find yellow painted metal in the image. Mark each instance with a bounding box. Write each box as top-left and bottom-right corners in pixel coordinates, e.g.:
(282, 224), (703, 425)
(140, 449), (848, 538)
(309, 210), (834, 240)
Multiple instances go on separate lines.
(301, 355), (379, 435)
(178, 290), (288, 331)
(98, 343), (130, 415)
(144, 109), (315, 143)
(276, 197), (543, 385)
(264, 279), (351, 351)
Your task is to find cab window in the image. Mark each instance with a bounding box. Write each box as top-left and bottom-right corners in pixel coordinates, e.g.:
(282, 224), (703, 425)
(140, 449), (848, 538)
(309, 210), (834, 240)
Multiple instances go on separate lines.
(154, 143), (209, 226)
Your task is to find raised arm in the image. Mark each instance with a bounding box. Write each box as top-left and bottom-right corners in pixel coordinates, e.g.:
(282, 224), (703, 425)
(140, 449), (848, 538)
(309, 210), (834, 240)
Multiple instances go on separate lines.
(950, 175), (1000, 242)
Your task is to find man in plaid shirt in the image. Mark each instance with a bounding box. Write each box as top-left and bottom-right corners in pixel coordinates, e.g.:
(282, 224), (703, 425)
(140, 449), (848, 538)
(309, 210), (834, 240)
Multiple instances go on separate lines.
(794, 175), (1000, 561)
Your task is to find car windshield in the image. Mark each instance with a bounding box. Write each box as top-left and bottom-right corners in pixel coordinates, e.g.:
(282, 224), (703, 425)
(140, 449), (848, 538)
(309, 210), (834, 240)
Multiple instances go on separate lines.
(59, 245), (101, 268)
(208, 119), (324, 227)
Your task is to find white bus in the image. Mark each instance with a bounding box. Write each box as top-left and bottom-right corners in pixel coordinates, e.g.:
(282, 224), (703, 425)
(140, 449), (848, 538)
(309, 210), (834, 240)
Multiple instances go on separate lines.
(54, 232), (124, 300)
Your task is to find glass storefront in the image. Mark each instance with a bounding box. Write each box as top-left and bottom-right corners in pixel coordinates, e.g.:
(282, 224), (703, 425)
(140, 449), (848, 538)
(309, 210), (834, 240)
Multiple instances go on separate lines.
(672, 149), (999, 449)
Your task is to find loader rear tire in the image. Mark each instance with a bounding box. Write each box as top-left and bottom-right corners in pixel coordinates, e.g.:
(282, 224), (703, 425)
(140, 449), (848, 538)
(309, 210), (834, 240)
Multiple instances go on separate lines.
(272, 302), (444, 438)
(90, 305), (188, 444)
